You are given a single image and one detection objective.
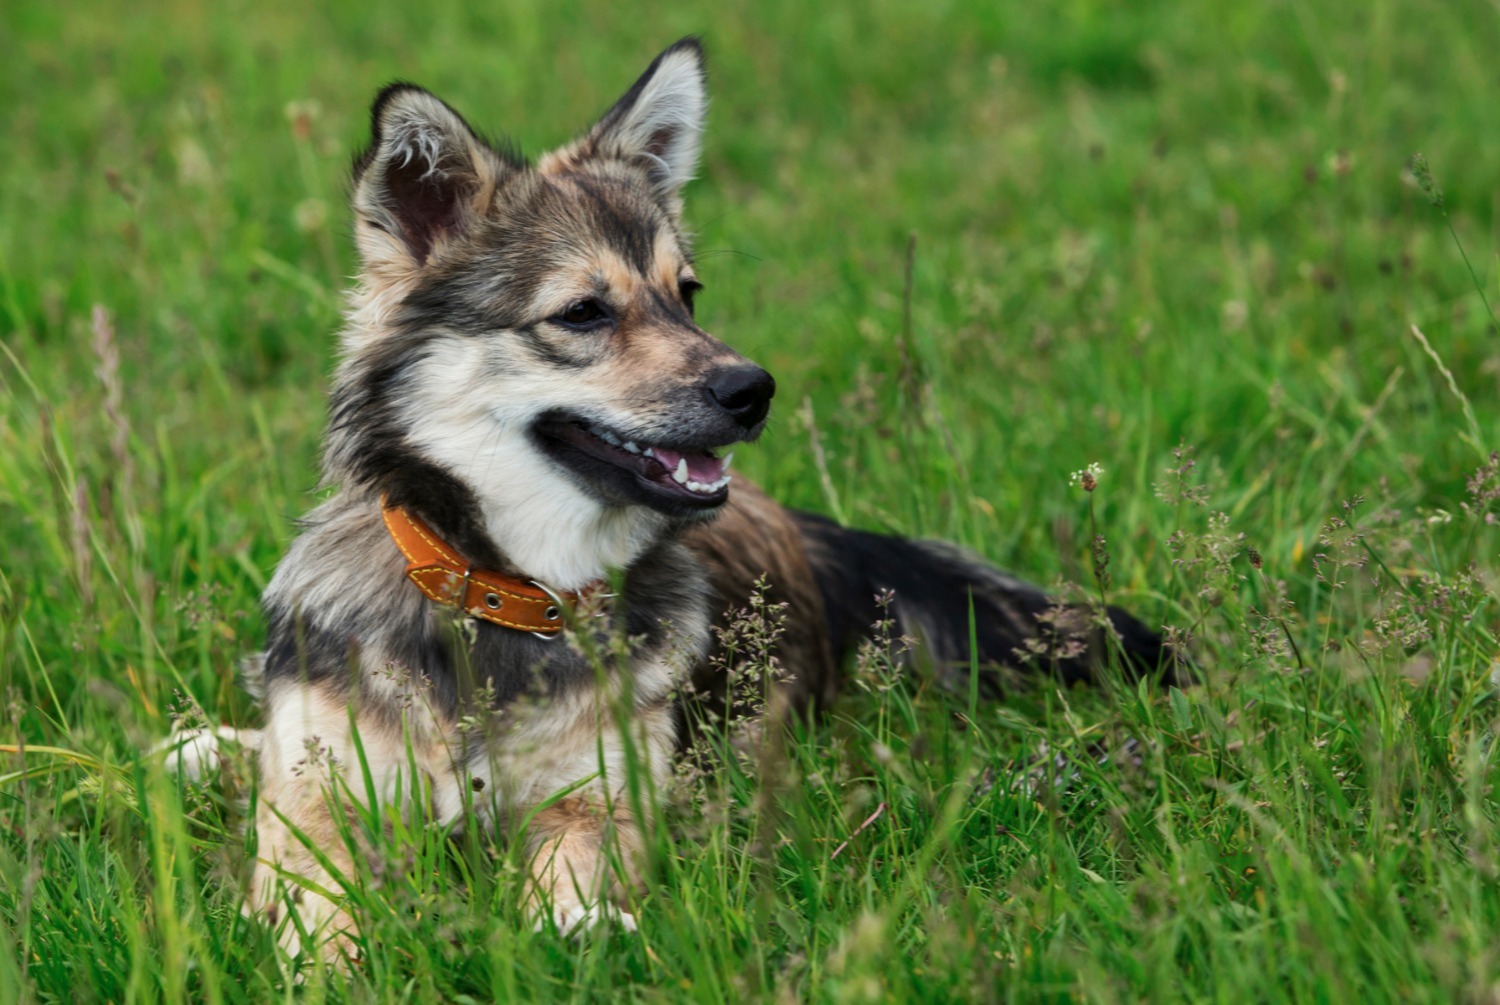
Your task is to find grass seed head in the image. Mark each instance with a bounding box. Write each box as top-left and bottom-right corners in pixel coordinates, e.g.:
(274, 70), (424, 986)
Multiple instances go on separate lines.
(1409, 152), (1444, 208)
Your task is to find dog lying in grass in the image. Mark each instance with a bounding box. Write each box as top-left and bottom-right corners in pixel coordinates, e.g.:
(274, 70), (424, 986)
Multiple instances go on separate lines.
(183, 37), (1170, 963)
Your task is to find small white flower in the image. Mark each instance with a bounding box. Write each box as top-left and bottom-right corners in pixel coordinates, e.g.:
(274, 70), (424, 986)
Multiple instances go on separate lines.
(1069, 462), (1104, 491)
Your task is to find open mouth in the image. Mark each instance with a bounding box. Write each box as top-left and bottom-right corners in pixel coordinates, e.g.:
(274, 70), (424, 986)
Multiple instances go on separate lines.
(533, 414), (736, 514)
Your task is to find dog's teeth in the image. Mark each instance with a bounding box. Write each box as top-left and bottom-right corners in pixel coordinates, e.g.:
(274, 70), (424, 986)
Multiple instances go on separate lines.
(722, 452), (733, 472)
(643, 448), (655, 459)
(673, 459), (689, 484)
(623, 441), (640, 454)
(680, 475), (732, 495)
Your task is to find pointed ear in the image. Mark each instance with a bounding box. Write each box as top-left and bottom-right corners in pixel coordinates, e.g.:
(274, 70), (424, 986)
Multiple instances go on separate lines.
(351, 85), (505, 269)
(575, 38), (707, 205)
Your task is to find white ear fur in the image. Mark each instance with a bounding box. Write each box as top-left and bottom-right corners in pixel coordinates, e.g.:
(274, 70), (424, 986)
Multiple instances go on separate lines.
(380, 93), (461, 180)
(587, 39), (707, 199)
(352, 86), (500, 269)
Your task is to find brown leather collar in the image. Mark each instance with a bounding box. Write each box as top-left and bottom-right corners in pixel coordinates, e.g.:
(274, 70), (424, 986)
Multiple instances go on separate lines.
(381, 501), (602, 636)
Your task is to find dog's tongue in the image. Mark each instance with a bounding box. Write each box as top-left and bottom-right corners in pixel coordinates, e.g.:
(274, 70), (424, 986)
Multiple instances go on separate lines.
(649, 446), (725, 483)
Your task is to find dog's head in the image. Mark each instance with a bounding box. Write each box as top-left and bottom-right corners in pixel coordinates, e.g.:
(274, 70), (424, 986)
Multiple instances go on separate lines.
(326, 39), (773, 587)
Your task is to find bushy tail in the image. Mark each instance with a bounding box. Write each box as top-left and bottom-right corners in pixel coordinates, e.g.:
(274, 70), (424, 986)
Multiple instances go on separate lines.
(792, 512), (1176, 694)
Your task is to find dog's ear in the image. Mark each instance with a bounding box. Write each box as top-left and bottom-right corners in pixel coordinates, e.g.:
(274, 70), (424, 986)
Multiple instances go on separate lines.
(551, 38), (707, 211)
(351, 85), (505, 270)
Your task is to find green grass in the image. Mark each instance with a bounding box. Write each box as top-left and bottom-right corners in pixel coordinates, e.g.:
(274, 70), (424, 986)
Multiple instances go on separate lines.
(4, 0), (1500, 1000)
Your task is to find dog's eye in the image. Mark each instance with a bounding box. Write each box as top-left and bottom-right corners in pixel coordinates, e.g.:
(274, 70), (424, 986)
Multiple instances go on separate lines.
(680, 280), (702, 317)
(553, 299), (609, 330)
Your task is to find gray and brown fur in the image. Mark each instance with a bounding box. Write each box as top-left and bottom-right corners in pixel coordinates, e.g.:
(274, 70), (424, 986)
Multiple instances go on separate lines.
(243, 38), (1173, 960)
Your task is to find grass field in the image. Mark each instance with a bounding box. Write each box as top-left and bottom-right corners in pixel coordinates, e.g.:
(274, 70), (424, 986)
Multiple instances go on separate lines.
(5, 0), (1500, 1000)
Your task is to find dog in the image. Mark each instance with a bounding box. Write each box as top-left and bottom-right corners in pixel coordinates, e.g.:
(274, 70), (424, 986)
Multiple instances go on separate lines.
(217, 37), (1171, 961)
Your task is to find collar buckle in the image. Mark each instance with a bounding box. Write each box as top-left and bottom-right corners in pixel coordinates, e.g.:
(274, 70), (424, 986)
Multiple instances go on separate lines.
(528, 579), (567, 641)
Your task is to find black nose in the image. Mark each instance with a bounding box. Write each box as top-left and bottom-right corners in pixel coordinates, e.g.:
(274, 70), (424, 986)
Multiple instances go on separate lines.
(707, 365), (776, 429)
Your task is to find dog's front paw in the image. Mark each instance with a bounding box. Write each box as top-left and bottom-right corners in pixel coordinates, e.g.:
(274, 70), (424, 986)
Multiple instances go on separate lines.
(535, 901), (637, 938)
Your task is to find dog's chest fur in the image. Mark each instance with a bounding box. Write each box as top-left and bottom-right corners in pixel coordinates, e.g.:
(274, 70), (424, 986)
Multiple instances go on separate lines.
(260, 491), (711, 786)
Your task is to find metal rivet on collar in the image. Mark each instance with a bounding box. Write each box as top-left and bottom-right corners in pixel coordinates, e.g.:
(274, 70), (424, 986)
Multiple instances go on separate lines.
(543, 605), (560, 621)
(483, 593), (503, 610)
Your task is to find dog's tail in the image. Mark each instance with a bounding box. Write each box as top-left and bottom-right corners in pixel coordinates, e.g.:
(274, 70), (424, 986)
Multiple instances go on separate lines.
(792, 511), (1176, 694)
